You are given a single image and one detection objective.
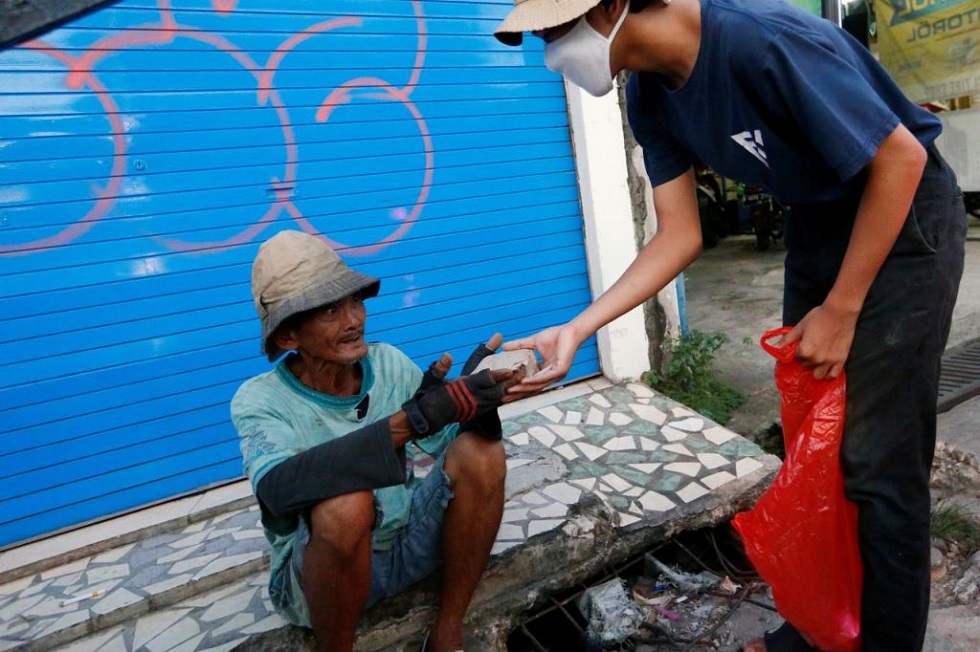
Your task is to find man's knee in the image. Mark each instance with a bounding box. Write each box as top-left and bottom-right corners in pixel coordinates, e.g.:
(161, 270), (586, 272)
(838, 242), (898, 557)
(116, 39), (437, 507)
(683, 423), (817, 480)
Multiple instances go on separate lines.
(445, 433), (506, 489)
(307, 491), (375, 556)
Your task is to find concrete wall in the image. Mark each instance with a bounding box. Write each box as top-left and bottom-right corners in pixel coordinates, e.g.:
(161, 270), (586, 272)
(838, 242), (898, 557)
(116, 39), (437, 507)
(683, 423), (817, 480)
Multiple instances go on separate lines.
(564, 78), (682, 382)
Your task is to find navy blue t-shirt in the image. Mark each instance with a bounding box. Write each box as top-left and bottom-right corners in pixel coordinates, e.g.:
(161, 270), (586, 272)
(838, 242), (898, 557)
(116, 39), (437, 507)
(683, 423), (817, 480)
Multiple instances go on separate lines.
(626, 0), (942, 204)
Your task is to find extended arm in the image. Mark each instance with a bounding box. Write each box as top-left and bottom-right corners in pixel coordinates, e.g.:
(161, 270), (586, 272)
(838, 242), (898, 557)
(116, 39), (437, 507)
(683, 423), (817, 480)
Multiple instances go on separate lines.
(506, 168), (704, 391)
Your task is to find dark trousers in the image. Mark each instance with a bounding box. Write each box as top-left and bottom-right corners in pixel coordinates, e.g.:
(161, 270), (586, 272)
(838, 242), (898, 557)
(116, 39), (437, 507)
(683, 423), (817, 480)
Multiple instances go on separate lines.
(782, 146), (967, 651)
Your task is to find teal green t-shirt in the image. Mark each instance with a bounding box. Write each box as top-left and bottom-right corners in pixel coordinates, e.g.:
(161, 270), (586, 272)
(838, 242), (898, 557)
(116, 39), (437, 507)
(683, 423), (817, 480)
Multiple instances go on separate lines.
(230, 342), (457, 626)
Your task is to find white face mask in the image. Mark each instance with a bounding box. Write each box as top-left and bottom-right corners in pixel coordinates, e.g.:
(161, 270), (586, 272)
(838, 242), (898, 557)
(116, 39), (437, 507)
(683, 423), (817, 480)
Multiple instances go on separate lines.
(544, 1), (630, 97)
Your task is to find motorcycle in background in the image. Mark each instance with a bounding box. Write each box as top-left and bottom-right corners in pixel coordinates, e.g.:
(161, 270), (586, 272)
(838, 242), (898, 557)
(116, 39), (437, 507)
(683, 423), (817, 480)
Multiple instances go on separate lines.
(742, 186), (787, 252)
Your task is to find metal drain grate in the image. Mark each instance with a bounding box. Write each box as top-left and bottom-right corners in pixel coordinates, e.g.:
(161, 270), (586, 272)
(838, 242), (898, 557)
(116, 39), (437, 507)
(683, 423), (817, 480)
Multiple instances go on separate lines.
(938, 338), (980, 414)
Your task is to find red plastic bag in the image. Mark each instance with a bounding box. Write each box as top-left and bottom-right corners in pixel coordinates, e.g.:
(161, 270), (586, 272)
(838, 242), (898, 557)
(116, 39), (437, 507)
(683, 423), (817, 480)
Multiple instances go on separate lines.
(732, 327), (863, 651)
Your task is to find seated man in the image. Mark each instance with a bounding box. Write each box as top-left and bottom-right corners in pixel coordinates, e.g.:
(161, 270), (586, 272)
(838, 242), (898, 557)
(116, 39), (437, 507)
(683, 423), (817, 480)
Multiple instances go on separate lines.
(231, 230), (525, 652)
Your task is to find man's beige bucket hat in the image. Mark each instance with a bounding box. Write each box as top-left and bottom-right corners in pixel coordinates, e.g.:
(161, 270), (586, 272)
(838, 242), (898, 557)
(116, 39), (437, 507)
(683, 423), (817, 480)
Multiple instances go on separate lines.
(251, 230), (380, 361)
(494, 0), (602, 46)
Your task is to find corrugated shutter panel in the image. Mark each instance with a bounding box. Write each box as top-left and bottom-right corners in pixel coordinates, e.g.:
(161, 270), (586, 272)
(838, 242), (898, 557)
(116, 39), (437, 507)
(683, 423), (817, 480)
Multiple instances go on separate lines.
(0, 0), (600, 548)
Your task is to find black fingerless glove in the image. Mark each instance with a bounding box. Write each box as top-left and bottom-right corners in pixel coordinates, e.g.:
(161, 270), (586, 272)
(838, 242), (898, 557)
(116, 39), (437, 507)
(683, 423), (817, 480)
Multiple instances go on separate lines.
(462, 343), (495, 375)
(402, 369), (504, 438)
(413, 359), (450, 400)
(462, 410), (503, 441)
(461, 343), (503, 440)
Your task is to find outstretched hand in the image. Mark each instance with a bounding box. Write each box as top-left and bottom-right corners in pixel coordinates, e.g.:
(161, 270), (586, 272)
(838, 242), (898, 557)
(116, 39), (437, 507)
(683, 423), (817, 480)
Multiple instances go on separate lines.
(503, 323), (582, 395)
(465, 333), (526, 404)
(418, 332), (504, 392)
(402, 368), (515, 438)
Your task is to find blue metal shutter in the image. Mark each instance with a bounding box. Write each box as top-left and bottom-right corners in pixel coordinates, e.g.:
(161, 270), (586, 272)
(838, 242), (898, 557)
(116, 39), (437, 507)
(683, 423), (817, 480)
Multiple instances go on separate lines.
(0, 0), (600, 548)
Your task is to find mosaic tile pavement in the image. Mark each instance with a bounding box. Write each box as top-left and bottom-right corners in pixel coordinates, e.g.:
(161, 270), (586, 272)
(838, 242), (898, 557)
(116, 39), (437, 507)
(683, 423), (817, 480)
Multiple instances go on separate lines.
(490, 381), (766, 556)
(0, 380), (774, 651)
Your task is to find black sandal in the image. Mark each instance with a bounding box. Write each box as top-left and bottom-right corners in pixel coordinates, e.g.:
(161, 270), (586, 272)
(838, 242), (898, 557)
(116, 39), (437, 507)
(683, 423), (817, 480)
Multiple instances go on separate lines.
(766, 622), (818, 651)
(742, 622), (818, 652)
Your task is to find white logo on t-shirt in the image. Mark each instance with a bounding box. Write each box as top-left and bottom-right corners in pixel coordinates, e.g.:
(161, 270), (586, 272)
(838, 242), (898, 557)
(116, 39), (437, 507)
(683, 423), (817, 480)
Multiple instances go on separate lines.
(731, 130), (769, 167)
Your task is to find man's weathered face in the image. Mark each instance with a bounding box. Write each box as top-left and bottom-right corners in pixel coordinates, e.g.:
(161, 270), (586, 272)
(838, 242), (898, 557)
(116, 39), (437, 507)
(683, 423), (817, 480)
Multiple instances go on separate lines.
(285, 293), (368, 365)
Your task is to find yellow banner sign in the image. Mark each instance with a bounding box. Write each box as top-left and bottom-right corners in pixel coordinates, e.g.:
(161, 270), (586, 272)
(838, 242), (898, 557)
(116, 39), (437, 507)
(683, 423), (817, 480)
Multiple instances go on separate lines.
(874, 0), (980, 103)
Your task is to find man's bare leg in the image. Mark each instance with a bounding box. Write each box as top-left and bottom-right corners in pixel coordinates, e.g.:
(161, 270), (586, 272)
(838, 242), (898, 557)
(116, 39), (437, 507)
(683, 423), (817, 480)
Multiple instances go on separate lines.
(427, 432), (506, 652)
(302, 491), (375, 652)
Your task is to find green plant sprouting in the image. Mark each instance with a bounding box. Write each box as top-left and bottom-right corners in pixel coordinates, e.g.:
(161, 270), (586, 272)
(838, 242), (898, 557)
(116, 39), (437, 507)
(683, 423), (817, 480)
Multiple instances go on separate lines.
(642, 330), (745, 425)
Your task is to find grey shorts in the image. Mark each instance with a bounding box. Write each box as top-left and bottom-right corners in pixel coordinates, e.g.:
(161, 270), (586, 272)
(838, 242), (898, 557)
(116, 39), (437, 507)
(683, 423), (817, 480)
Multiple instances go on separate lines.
(291, 456), (454, 607)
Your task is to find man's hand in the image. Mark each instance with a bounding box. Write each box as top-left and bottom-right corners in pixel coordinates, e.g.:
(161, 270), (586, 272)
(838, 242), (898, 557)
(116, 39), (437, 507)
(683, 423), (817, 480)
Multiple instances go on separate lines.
(781, 302), (859, 379)
(416, 333), (503, 395)
(460, 333), (511, 441)
(402, 369), (515, 438)
(417, 352), (453, 395)
(462, 332), (503, 375)
(503, 323), (582, 395)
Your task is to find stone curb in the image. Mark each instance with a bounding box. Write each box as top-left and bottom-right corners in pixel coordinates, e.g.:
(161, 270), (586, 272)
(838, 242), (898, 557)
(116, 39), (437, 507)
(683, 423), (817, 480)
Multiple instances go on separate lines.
(9, 549), (268, 651)
(0, 495), (256, 588)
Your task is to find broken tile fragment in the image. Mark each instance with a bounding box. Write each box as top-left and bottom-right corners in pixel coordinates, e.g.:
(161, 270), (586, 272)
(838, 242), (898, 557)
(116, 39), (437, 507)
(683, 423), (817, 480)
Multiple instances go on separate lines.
(548, 424), (585, 442)
(609, 412), (633, 426)
(627, 383), (655, 398)
(571, 478), (597, 491)
(589, 394), (612, 408)
(586, 407), (605, 426)
(496, 524), (525, 541)
(618, 513), (642, 527)
(532, 503), (569, 518)
(664, 462), (701, 477)
(629, 403), (667, 425)
(528, 519), (565, 537)
(639, 491), (676, 512)
(628, 462), (662, 474)
(542, 482), (582, 505)
(703, 425), (737, 445)
(502, 508), (529, 523)
(529, 426), (556, 447)
(735, 458), (765, 478)
(492, 540), (521, 555)
(553, 443), (579, 460)
(640, 437), (660, 451)
(522, 491), (548, 505)
(697, 453), (729, 470)
(660, 425), (688, 442)
(508, 432), (530, 446)
(604, 436), (637, 451)
(663, 443), (695, 457)
(676, 482), (710, 503)
(702, 471), (737, 489)
(537, 405), (564, 423)
(575, 442), (607, 461)
(601, 473), (633, 493)
(670, 417), (705, 432)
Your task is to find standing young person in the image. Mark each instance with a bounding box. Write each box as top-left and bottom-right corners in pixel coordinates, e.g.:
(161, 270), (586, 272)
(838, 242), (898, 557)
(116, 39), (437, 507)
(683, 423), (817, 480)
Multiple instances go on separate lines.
(493, 1), (968, 649)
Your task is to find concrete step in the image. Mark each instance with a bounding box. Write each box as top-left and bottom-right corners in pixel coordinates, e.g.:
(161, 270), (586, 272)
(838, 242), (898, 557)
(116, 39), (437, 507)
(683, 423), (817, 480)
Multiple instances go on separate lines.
(1, 379), (780, 651)
(0, 498), (270, 651)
